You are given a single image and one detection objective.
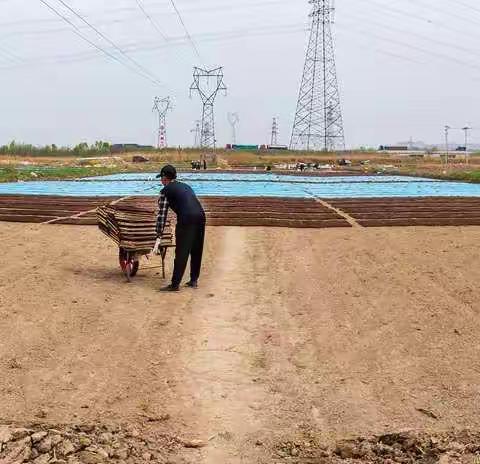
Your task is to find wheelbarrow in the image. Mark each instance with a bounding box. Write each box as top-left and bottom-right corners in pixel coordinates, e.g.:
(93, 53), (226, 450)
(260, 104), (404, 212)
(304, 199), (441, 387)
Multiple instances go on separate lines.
(118, 244), (174, 282)
(96, 203), (175, 283)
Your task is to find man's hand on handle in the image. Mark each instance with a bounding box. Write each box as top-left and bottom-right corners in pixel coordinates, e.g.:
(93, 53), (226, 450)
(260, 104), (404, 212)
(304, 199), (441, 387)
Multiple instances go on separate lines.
(149, 237), (162, 257)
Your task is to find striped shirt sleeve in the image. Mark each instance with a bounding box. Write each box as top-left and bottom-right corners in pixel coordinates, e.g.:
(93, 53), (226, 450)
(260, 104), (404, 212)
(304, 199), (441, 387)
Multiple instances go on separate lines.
(156, 193), (169, 236)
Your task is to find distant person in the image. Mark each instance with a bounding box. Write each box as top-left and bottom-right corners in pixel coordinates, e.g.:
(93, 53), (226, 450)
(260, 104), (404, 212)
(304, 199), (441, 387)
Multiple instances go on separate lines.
(156, 165), (206, 292)
(203, 159), (207, 170)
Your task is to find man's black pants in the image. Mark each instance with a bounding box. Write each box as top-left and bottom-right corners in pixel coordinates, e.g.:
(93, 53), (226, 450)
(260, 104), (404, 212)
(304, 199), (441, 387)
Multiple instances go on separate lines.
(171, 222), (205, 287)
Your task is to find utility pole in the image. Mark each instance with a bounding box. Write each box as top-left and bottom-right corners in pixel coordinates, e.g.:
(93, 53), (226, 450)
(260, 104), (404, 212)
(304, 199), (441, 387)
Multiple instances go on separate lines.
(462, 125), (471, 165)
(290, 0), (345, 152)
(271, 117), (279, 146)
(190, 120), (201, 148)
(190, 67), (227, 149)
(227, 112), (240, 145)
(152, 96), (171, 149)
(444, 125), (450, 168)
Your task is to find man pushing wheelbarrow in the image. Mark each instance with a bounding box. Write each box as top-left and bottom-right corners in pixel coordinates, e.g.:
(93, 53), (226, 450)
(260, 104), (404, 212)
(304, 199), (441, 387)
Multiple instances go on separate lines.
(154, 165), (206, 292)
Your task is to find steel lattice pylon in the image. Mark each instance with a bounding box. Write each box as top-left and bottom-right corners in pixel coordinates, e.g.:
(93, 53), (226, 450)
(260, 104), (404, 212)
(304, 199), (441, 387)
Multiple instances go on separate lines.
(190, 67), (227, 149)
(227, 112), (240, 145)
(190, 120), (201, 147)
(271, 117), (279, 146)
(153, 96), (172, 149)
(290, 0), (345, 152)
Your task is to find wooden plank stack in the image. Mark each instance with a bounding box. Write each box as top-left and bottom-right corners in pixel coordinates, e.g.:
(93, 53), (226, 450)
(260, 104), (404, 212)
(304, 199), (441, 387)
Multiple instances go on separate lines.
(97, 203), (173, 253)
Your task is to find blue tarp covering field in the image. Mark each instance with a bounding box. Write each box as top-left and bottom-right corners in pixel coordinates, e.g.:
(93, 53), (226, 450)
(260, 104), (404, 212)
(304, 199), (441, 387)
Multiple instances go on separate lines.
(0, 173), (479, 198)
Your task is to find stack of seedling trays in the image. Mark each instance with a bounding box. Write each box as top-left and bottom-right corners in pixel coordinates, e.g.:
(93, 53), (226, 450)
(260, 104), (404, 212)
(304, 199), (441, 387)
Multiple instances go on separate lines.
(97, 203), (173, 253)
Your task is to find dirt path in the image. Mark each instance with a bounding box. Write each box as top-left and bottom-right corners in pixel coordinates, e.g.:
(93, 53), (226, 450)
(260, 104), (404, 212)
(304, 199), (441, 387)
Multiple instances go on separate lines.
(166, 227), (268, 463)
(1, 222), (480, 463)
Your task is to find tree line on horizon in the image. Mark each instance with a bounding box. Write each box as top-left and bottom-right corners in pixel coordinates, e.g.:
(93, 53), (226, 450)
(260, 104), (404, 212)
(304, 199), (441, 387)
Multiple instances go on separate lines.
(0, 140), (112, 157)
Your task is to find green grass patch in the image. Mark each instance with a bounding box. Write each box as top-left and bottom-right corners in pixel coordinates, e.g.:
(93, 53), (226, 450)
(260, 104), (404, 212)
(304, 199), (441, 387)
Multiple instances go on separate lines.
(0, 166), (122, 183)
(447, 170), (480, 183)
(379, 166), (480, 184)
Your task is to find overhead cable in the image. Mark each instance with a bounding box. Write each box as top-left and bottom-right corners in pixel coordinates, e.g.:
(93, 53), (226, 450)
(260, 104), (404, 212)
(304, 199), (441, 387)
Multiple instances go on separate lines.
(38, 0), (163, 86)
(53, 0), (163, 86)
(134, 0), (169, 41)
(168, 0), (203, 63)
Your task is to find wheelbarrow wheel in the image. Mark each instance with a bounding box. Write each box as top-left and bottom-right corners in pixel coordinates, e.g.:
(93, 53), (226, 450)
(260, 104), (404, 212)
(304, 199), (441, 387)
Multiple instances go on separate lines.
(119, 248), (139, 282)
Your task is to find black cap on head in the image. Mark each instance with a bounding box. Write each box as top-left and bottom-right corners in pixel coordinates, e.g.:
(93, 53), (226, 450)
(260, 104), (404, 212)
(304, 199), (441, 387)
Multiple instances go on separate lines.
(156, 165), (177, 180)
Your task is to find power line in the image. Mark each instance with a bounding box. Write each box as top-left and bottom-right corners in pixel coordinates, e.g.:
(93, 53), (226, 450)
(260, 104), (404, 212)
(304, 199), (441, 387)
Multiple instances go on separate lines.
(449, 0), (480, 15)
(0, 44), (23, 64)
(345, 8), (480, 63)
(357, 0), (480, 45)
(354, 0), (479, 58)
(0, 0), (289, 31)
(0, 21), (454, 72)
(38, 0), (480, 77)
(339, 16), (480, 73)
(4, 7), (478, 77)
(133, 0), (207, 72)
(134, 0), (169, 41)
(0, 23), (308, 69)
(169, 0), (203, 63)
(406, 0), (480, 29)
(38, 0), (163, 86)
(53, 0), (163, 86)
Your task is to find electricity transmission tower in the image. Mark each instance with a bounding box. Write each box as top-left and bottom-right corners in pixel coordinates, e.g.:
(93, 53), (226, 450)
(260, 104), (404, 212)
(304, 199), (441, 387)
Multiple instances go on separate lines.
(290, 0), (345, 152)
(271, 117), (279, 146)
(152, 96), (172, 149)
(227, 112), (240, 145)
(190, 67), (227, 149)
(190, 120), (201, 147)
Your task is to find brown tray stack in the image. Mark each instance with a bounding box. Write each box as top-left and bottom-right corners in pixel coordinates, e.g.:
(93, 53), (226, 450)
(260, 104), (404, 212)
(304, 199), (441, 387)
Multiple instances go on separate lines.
(97, 203), (173, 253)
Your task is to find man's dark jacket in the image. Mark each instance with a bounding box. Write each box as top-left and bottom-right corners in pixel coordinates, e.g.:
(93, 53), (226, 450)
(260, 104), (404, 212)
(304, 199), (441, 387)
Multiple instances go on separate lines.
(162, 181), (206, 225)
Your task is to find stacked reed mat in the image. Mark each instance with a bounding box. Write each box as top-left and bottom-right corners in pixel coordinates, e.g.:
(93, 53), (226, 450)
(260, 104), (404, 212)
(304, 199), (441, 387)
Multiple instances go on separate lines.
(97, 203), (173, 253)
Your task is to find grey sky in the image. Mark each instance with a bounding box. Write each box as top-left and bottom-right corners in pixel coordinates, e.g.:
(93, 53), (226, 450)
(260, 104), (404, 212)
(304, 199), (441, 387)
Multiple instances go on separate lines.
(0, 0), (479, 149)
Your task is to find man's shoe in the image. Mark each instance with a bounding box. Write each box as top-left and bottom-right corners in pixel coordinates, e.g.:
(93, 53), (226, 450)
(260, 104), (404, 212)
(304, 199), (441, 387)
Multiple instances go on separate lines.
(160, 284), (180, 292)
(185, 281), (198, 289)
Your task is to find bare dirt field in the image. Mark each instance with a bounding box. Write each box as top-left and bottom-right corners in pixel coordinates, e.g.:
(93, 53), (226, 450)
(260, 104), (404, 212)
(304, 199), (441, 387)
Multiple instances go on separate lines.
(1, 222), (480, 463)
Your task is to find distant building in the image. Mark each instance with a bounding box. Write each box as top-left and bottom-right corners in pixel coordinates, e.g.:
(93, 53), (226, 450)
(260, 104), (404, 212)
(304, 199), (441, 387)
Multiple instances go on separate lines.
(398, 140), (428, 151)
(378, 145), (409, 151)
(225, 144), (288, 151)
(225, 144), (259, 151)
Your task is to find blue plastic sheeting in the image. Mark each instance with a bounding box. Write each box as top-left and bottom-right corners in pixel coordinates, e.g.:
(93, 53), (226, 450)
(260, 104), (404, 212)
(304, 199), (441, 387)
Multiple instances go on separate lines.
(84, 172), (440, 184)
(0, 174), (479, 198)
